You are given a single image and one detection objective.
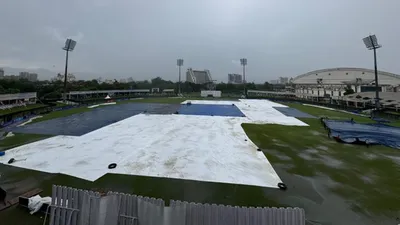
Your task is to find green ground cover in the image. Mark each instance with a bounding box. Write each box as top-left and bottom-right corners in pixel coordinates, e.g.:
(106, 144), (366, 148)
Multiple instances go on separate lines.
(0, 133), (50, 151)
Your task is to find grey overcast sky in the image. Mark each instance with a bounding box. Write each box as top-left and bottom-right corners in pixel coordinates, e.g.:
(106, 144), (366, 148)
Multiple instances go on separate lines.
(1, 0), (399, 82)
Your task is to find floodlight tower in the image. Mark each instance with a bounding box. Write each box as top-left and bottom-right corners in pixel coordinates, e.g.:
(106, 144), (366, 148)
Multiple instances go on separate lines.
(177, 59), (184, 95)
(240, 58), (247, 97)
(62, 39), (77, 102)
(363, 35), (381, 109)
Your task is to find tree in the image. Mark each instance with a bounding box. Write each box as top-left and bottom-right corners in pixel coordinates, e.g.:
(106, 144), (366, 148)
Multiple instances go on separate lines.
(52, 73), (76, 82)
(344, 85), (355, 95)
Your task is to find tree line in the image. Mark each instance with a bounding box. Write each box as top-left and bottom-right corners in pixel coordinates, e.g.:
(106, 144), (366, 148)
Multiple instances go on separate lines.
(0, 74), (284, 99)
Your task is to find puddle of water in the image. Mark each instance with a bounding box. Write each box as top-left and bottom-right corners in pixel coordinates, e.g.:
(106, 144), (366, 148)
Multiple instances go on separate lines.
(362, 152), (378, 160)
(383, 155), (400, 166)
(267, 150), (291, 161)
(317, 146), (329, 151)
(310, 130), (321, 136)
(298, 152), (314, 160)
(274, 143), (290, 147)
(306, 148), (319, 154)
(360, 174), (377, 184)
(319, 155), (345, 168)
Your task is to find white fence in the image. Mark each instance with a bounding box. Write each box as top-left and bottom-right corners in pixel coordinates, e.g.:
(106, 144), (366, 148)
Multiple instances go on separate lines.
(201, 91), (221, 98)
(48, 185), (305, 225)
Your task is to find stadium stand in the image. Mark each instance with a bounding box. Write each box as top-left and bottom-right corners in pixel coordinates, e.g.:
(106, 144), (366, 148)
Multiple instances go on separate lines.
(0, 92), (37, 110)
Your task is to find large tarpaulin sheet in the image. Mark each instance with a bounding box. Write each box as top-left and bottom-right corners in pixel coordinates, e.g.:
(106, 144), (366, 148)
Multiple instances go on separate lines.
(12, 103), (180, 136)
(178, 104), (245, 117)
(273, 107), (315, 118)
(324, 120), (400, 149)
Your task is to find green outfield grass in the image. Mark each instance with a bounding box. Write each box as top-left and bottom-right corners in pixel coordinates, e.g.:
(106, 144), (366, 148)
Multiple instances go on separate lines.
(0, 133), (51, 151)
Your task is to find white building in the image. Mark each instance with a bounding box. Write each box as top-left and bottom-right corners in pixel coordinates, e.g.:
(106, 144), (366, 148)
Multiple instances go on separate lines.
(279, 77), (289, 84)
(28, 73), (38, 81)
(228, 73), (243, 84)
(292, 67), (400, 98)
(0, 68), (4, 78)
(186, 68), (213, 84)
(0, 92), (37, 110)
(19, 72), (38, 81)
(269, 80), (279, 84)
(103, 79), (114, 84)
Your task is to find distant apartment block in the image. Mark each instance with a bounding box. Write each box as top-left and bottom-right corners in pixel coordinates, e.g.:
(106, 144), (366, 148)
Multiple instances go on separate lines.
(269, 80), (279, 84)
(19, 72), (38, 81)
(270, 77), (289, 85)
(279, 77), (289, 84)
(0, 69), (38, 81)
(186, 68), (213, 84)
(103, 79), (114, 84)
(228, 73), (243, 84)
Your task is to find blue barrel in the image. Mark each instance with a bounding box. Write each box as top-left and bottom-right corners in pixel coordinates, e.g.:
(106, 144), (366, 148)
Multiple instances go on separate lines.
(0, 151), (5, 157)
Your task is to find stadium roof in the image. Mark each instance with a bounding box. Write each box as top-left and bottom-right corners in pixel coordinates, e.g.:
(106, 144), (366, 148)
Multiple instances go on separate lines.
(292, 68), (400, 86)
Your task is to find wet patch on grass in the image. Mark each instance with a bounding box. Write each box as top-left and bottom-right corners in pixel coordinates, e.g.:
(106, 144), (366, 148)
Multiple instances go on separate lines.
(316, 145), (329, 151)
(309, 130), (322, 136)
(318, 155), (345, 168)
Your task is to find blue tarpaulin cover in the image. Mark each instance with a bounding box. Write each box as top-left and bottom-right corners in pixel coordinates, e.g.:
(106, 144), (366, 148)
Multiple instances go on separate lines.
(12, 103), (181, 136)
(273, 107), (315, 118)
(178, 104), (245, 117)
(324, 119), (400, 149)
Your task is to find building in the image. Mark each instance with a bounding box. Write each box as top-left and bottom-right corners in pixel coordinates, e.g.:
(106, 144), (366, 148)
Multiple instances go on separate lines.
(19, 72), (30, 79)
(341, 91), (400, 109)
(0, 70), (38, 81)
(2, 75), (19, 80)
(28, 73), (38, 81)
(279, 77), (289, 84)
(103, 79), (114, 84)
(0, 92), (37, 110)
(228, 73), (243, 84)
(68, 89), (150, 100)
(269, 77), (289, 85)
(19, 72), (38, 81)
(186, 68), (213, 84)
(269, 80), (279, 84)
(292, 67), (400, 98)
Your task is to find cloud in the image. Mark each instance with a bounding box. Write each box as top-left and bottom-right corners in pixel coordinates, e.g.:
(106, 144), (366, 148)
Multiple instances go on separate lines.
(231, 60), (241, 66)
(45, 27), (84, 43)
(0, 58), (41, 70)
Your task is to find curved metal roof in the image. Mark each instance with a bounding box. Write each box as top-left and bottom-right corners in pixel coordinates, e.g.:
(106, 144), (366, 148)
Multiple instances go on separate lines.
(292, 67), (400, 81)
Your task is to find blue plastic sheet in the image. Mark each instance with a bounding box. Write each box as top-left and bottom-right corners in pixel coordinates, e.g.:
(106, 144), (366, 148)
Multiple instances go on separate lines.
(324, 119), (400, 149)
(273, 107), (315, 118)
(178, 104), (245, 117)
(12, 103), (180, 136)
